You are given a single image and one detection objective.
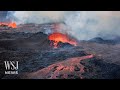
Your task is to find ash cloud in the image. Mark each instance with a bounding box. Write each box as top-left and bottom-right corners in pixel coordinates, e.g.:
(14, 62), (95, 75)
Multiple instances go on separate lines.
(9, 11), (67, 24)
(8, 11), (120, 40)
(64, 11), (120, 40)
(0, 11), (10, 22)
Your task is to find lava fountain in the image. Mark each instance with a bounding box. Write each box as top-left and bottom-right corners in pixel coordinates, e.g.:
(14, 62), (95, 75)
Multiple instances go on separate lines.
(0, 22), (17, 28)
(48, 32), (77, 48)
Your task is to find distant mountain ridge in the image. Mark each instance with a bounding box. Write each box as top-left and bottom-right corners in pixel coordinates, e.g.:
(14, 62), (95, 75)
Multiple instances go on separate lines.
(88, 37), (120, 45)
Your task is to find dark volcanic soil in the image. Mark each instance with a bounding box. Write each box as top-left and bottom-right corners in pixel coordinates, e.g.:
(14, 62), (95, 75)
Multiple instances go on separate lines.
(19, 55), (120, 79)
(0, 29), (120, 79)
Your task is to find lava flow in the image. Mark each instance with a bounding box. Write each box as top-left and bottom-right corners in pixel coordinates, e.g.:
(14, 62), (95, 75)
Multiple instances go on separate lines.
(23, 54), (94, 79)
(48, 32), (77, 48)
(0, 22), (17, 28)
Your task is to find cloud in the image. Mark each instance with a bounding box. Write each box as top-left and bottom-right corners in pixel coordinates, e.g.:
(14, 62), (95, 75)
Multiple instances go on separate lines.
(9, 11), (120, 40)
(64, 11), (120, 40)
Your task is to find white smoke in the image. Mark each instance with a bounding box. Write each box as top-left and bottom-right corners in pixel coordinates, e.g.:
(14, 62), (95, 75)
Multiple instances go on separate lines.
(64, 11), (120, 40)
(9, 11), (120, 40)
(11, 11), (67, 24)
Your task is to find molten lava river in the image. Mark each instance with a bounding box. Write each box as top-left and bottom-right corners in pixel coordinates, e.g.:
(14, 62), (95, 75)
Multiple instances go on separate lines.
(48, 32), (77, 48)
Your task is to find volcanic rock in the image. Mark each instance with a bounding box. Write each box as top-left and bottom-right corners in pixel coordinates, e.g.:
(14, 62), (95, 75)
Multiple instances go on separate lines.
(80, 57), (120, 79)
(19, 55), (94, 79)
(0, 28), (120, 79)
(17, 54), (120, 79)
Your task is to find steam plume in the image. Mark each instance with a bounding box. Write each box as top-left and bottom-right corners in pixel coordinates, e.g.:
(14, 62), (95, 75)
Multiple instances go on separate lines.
(8, 11), (120, 40)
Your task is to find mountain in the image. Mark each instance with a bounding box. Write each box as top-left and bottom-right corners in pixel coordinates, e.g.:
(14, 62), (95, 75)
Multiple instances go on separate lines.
(88, 37), (120, 45)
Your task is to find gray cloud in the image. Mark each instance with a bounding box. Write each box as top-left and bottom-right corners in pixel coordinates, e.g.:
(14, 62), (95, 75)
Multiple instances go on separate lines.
(9, 11), (120, 40)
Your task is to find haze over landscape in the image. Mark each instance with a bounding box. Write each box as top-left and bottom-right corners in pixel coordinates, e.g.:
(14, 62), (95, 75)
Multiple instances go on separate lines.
(0, 11), (120, 79)
(6, 11), (120, 40)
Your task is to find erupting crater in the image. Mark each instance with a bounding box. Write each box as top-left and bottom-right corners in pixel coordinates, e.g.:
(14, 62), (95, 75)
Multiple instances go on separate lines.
(0, 22), (17, 28)
(48, 32), (77, 48)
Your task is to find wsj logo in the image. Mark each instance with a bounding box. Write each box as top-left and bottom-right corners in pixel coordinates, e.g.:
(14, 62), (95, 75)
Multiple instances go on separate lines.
(4, 61), (18, 74)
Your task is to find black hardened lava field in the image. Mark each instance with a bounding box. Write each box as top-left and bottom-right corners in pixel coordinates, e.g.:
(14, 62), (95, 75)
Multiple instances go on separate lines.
(0, 11), (120, 79)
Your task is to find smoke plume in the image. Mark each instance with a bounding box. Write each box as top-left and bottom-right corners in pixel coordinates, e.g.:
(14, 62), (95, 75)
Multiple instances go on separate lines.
(8, 11), (120, 40)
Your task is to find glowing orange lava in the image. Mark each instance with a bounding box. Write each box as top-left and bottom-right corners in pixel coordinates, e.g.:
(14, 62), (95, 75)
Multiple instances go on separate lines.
(48, 32), (77, 48)
(8, 22), (17, 28)
(0, 22), (17, 28)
